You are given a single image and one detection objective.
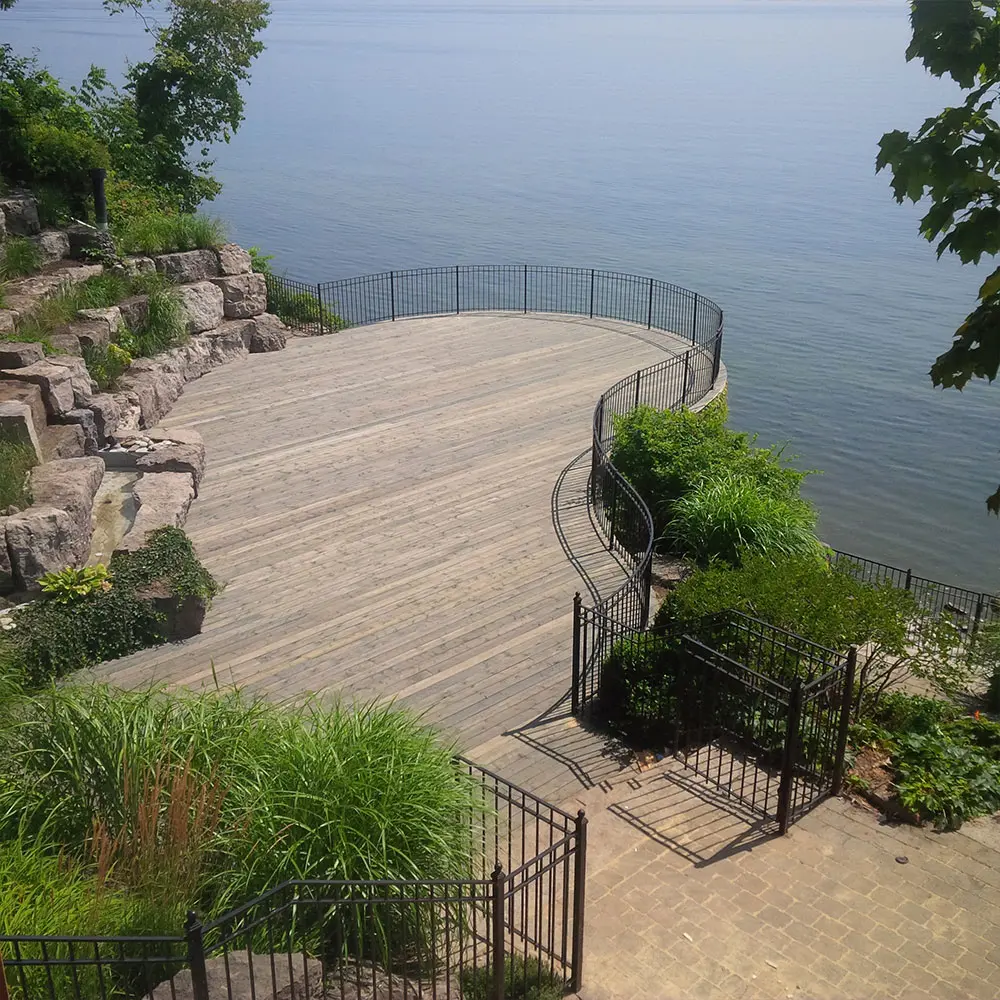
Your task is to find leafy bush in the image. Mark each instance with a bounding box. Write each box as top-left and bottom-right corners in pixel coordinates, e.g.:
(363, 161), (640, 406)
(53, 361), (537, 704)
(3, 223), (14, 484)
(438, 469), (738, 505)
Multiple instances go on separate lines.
(39, 564), (112, 603)
(265, 276), (345, 331)
(0, 236), (43, 280)
(0, 527), (218, 687)
(83, 341), (132, 390)
(598, 633), (677, 744)
(657, 554), (964, 707)
(113, 212), (226, 255)
(609, 397), (813, 563)
(0, 686), (482, 914)
(0, 439), (37, 510)
(665, 471), (820, 565)
(247, 245), (273, 273)
(461, 954), (565, 1000)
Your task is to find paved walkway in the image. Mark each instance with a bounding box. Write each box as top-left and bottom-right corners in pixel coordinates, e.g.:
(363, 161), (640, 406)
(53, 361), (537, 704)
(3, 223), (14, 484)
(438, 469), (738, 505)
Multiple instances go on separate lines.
(94, 313), (1000, 999)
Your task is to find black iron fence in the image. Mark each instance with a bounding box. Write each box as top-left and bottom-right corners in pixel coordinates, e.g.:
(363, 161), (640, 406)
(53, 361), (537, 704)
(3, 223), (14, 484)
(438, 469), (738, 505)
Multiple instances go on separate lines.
(576, 607), (856, 833)
(0, 760), (586, 1000)
(829, 549), (996, 647)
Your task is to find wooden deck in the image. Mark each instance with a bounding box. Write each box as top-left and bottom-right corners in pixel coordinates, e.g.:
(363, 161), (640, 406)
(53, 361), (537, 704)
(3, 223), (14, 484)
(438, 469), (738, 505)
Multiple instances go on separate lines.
(97, 312), (683, 792)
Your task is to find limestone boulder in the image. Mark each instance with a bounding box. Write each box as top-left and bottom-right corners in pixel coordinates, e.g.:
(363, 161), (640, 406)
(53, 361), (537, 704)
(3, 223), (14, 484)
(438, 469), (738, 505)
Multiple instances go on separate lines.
(77, 306), (124, 339)
(0, 381), (46, 440)
(87, 393), (121, 443)
(0, 517), (12, 594)
(117, 471), (196, 553)
(1, 361), (77, 416)
(125, 256), (156, 276)
(41, 424), (86, 461)
(0, 207), (5, 243)
(0, 311), (17, 335)
(203, 320), (251, 365)
(28, 457), (104, 569)
(46, 356), (96, 407)
(176, 282), (224, 335)
(215, 244), (253, 276)
(110, 391), (143, 435)
(136, 426), (206, 491)
(117, 295), (149, 331)
(59, 409), (100, 455)
(210, 273), (267, 319)
(0, 401), (42, 463)
(0, 193), (40, 237)
(5, 507), (77, 590)
(154, 249), (220, 284)
(31, 229), (70, 262)
(0, 343), (44, 369)
(48, 334), (83, 356)
(249, 313), (289, 353)
(66, 223), (99, 261)
(119, 369), (184, 429)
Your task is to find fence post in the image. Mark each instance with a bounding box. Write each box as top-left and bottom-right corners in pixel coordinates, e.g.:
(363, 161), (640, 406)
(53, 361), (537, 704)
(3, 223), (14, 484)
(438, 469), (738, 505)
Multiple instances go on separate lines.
(691, 292), (699, 342)
(589, 269), (595, 319)
(390, 271), (396, 321)
(523, 264), (527, 313)
(830, 646), (858, 796)
(490, 864), (506, 1000)
(570, 810), (588, 994)
(455, 265), (460, 314)
(607, 478), (618, 552)
(777, 678), (803, 835)
(633, 369), (642, 409)
(681, 352), (691, 406)
(971, 597), (985, 642)
(185, 911), (210, 1000)
(317, 284), (325, 335)
(904, 569), (912, 591)
(572, 592), (582, 716)
(712, 326), (723, 383)
(646, 277), (654, 329)
(641, 557), (653, 629)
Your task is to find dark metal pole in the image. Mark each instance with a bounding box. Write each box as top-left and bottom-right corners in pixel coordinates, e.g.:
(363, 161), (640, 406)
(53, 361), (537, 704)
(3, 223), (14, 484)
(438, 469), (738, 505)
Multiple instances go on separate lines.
(0, 947), (9, 1000)
(523, 263), (527, 313)
(572, 592), (582, 716)
(777, 679), (803, 835)
(607, 478), (618, 552)
(904, 569), (913, 591)
(691, 292), (699, 343)
(490, 865), (506, 1000)
(390, 271), (396, 321)
(455, 265), (460, 314)
(633, 369), (642, 409)
(831, 646), (858, 795)
(712, 326), (723, 384)
(570, 810), (588, 994)
(589, 269), (595, 319)
(91, 167), (108, 231)
(317, 284), (325, 335)
(646, 277), (654, 329)
(681, 352), (691, 406)
(185, 912), (210, 1000)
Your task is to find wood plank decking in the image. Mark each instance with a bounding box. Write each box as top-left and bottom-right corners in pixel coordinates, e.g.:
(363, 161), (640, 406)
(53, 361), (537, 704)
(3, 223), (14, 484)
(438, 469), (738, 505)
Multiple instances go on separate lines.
(96, 312), (682, 793)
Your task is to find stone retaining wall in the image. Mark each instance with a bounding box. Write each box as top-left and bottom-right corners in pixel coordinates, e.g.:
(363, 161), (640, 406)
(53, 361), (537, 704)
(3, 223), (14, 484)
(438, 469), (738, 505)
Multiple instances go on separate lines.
(0, 192), (296, 595)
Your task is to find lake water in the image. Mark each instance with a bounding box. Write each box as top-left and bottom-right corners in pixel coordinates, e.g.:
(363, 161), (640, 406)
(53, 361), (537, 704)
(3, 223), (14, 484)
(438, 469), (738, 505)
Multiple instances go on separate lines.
(5, 0), (997, 590)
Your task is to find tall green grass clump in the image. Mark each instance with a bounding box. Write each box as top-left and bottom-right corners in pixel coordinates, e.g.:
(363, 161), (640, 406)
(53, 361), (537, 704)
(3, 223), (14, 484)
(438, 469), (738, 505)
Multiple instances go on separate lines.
(0, 236), (43, 280)
(665, 471), (820, 565)
(0, 439), (37, 509)
(610, 394), (815, 564)
(114, 213), (226, 255)
(124, 286), (186, 357)
(0, 685), (483, 915)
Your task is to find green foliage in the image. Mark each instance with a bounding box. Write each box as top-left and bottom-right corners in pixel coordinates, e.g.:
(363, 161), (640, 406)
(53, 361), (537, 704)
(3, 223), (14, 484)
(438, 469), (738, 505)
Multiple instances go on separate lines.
(665, 471), (820, 565)
(968, 617), (1000, 711)
(0, 685), (482, 912)
(113, 211), (226, 255)
(124, 286), (187, 357)
(599, 633), (677, 744)
(39, 564), (112, 603)
(609, 397), (812, 563)
(0, 527), (216, 687)
(0, 439), (36, 509)
(461, 954), (565, 1000)
(83, 341), (132, 390)
(247, 245), (273, 273)
(265, 278), (345, 331)
(0, 235), (43, 280)
(657, 554), (965, 706)
(876, 3), (1000, 507)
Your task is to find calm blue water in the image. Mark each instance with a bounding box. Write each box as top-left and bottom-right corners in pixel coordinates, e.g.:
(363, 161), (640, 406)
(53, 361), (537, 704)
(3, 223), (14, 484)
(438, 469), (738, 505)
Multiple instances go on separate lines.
(5, 0), (998, 590)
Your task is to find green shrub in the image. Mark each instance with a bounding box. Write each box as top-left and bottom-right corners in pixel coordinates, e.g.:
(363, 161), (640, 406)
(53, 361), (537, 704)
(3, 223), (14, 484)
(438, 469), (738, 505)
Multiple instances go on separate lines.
(113, 212), (226, 255)
(0, 686), (482, 913)
(609, 397), (811, 563)
(665, 471), (820, 565)
(266, 277), (344, 331)
(83, 341), (132, 390)
(39, 563), (112, 603)
(0, 527), (217, 687)
(0, 439), (37, 509)
(247, 245), (273, 273)
(598, 632), (677, 744)
(657, 554), (964, 707)
(23, 120), (109, 210)
(0, 236), (43, 280)
(461, 954), (565, 1000)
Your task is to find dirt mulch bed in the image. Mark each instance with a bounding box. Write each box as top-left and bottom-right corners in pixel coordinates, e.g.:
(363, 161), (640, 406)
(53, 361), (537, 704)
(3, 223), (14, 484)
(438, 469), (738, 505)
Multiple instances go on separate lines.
(845, 745), (920, 825)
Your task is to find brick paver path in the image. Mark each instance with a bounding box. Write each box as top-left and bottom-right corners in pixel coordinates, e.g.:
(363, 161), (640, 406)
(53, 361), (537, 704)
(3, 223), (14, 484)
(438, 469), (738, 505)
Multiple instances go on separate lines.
(564, 753), (1000, 1000)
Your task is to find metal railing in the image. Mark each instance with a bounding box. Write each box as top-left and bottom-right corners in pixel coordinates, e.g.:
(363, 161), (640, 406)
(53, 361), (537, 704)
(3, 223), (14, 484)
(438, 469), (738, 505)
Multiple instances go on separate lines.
(0, 759), (586, 1000)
